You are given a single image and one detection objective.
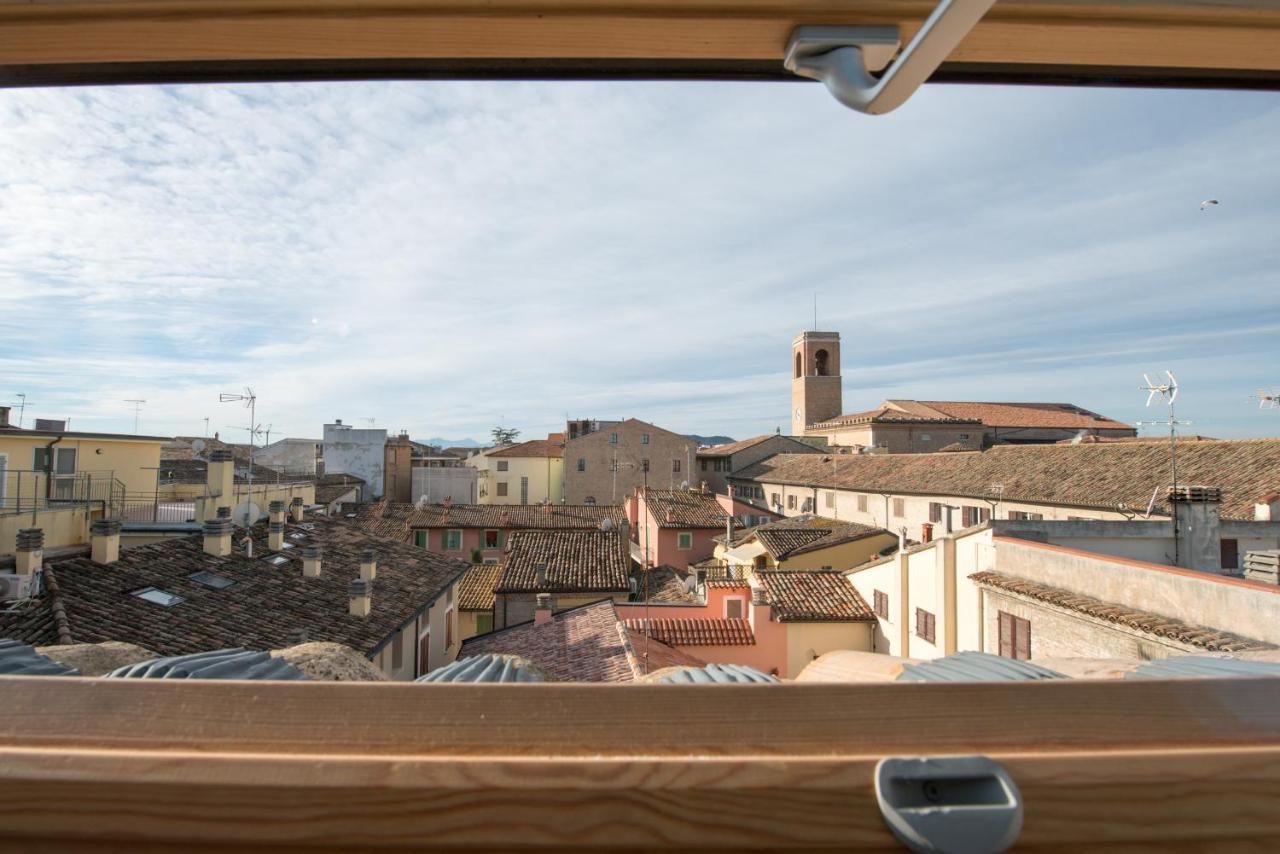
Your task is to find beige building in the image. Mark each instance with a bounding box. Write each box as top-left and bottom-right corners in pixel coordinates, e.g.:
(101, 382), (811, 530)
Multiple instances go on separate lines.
(791, 331), (843, 437)
(492, 529), (633, 628)
(696, 433), (823, 495)
(806, 407), (984, 453)
(470, 438), (564, 505)
(714, 515), (898, 574)
(563, 418), (695, 504)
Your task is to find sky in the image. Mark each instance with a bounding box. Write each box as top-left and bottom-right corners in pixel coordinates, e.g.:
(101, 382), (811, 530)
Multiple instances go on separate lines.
(1, 79), (1278, 445)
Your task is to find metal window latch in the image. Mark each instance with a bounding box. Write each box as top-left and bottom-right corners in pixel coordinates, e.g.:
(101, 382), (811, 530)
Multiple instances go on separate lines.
(874, 755), (1023, 854)
(784, 0), (996, 115)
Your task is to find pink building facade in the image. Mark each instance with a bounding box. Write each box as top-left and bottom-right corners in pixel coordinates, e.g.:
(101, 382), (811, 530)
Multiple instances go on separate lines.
(625, 488), (778, 570)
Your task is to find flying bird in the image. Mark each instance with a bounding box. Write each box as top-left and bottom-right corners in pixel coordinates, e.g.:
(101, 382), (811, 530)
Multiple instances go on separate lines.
(1200, 199), (1219, 211)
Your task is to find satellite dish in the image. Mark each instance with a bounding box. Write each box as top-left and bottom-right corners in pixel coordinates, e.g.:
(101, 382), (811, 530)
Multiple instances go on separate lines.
(191, 438), (206, 453)
(232, 501), (262, 528)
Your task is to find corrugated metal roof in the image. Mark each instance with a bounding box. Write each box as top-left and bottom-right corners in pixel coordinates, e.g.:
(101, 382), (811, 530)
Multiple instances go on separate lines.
(1125, 656), (1280, 680)
(896, 651), (1068, 682)
(0, 638), (79, 676)
(105, 648), (307, 680)
(656, 663), (780, 684)
(417, 653), (550, 683)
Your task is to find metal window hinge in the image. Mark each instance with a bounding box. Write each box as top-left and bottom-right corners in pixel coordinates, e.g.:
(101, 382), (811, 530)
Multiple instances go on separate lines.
(874, 755), (1023, 853)
(784, 0), (996, 115)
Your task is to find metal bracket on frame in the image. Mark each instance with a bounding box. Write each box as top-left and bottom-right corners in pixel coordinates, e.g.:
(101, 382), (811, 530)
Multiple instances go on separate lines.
(784, 0), (996, 115)
(874, 755), (1023, 853)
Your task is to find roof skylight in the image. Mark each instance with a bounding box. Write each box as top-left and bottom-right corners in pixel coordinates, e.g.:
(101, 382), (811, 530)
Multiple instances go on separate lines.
(265, 555), (290, 567)
(131, 587), (184, 607)
(188, 570), (235, 590)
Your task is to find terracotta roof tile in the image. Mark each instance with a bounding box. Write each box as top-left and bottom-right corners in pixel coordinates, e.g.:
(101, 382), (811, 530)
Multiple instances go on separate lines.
(755, 571), (875, 622)
(458, 564), (503, 611)
(623, 617), (755, 646)
(487, 439), (564, 459)
(813, 406), (979, 428)
(969, 570), (1274, 653)
(341, 502), (627, 543)
(458, 600), (640, 681)
(733, 514), (888, 560)
(496, 530), (631, 594)
(697, 434), (773, 457)
(893, 400), (1133, 431)
(643, 490), (728, 528)
(733, 440), (1280, 520)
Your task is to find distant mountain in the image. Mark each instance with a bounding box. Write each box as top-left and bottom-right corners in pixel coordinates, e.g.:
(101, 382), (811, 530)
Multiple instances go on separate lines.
(685, 434), (735, 447)
(423, 437), (484, 448)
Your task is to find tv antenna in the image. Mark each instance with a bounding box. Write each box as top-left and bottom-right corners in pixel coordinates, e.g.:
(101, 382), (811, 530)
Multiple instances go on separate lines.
(123, 399), (146, 433)
(1250, 388), (1279, 410)
(1136, 371), (1191, 564)
(220, 387), (258, 501)
(10, 392), (29, 428)
(202, 416), (210, 437)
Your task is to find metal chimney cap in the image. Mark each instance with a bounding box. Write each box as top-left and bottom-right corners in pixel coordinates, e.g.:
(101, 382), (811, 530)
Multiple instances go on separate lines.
(268, 500), (286, 512)
(302, 545), (322, 559)
(359, 547), (376, 562)
(348, 579), (371, 596)
(216, 506), (232, 518)
(90, 519), (122, 536)
(208, 449), (235, 462)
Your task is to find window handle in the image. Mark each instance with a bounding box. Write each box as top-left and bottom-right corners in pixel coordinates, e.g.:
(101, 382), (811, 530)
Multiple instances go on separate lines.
(784, 0), (996, 115)
(874, 755), (1023, 853)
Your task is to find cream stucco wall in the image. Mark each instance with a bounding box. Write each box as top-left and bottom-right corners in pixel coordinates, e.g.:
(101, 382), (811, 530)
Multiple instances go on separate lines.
(0, 504), (93, 555)
(784, 622), (873, 678)
(471, 452), (564, 505)
(775, 532), (899, 571)
(0, 433), (163, 497)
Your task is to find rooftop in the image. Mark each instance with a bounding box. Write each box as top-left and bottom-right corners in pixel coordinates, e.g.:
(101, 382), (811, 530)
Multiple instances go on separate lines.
(0, 513), (470, 658)
(642, 489), (728, 528)
(754, 571), (876, 622)
(459, 599), (700, 682)
(496, 529), (631, 594)
(457, 564), (503, 612)
(487, 439), (564, 459)
(622, 617), (756, 646)
(697, 434), (791, 458)
(886, 400), (1133, 431)
(722, 514), (889, 560)
(341, 501), (628, 542)
(732, 439), (1280, 520)
(812, 406), (980, 429)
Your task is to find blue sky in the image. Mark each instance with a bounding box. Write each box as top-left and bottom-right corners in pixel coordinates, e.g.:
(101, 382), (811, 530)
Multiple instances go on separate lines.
(1, 80), (1278, 444)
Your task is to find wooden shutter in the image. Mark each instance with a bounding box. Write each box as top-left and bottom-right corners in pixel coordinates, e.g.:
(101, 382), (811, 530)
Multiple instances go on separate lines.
(1014, 616), (1031, 660)
(999, 611), (1014, 658)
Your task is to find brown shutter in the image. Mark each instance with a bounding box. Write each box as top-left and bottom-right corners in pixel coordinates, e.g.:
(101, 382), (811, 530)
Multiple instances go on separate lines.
(998, 612), (1013, 658)
(1015, 617), (1031, 660)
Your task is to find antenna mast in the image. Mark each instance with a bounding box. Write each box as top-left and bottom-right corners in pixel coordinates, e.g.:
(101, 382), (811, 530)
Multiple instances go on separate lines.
(220, 388), (258, 507)
(13, 393), (28, 429)
(123, 399), (146, 434)
(1136, 371), (1190, 565)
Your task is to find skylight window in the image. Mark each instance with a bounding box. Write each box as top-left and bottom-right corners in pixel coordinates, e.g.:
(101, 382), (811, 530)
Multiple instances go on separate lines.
(288, 532), (307, 540)
(131, 587), (184, 607)
(280, 542), (296, 549)
(265, 555), (290, 567)
(188, 571), (235, 590)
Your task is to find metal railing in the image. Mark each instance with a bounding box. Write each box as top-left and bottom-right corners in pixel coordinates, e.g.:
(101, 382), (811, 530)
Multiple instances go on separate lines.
(0, 469), (125, 517)
(117, 493), (199, 524)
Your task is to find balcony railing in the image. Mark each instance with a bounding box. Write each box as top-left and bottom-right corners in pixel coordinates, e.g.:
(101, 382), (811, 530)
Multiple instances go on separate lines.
(0, 469), (125, 517)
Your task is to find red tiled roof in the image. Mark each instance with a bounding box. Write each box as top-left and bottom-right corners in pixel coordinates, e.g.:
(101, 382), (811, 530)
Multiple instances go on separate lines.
(754, 571), (875, 622)
(732, 439), (1280, 521)
(642, 489), (728, 528)
(969, 570), (1273, 653)
(735, 515), (888, 561)
(407, 503), (626, 530)
(623, 617), (755, 646)
(813, 406), (979, 428)
(697, 434), (771, 457)
(487, 439), (564, 459)
(460, 600), (639, 682)
(496, 530), (630, 594)
(890, 400), (1133, 431)
(457, 564), (503, 611)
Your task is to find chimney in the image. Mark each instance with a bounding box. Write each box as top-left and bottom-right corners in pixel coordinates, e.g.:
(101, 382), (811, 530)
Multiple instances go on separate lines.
(1255, 492), (1280, 521)
(206, 450), (235, 518)
(302, 545), (322, 578)
(90, 519), (121, 565)
(290, 496), (305, 522)
(725, 514), (734, 545)
(359, 548), (377, 581)
(921, 522), (934, 544)
(534, 592), (553, 624)
(287, 628), (309, 646)
(14, 528), (43, 575)
(700, 480), (708, 495)
(269, 499), (286, 525)
(443, 496), (452, 509)
(202, 518), (232, 557)
(217, 506), (231, 519)
(1168, 485), (1223, 573)
(348, 579), (371, 617)
(0, 405), (9, 428)
(268, 520), (285, 552)
(535, 563), (548, 587)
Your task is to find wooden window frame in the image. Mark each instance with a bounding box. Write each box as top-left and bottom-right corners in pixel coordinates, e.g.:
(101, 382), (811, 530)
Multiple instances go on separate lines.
(915, 607), (936, 645)
(873, 589), (889, 620)
(999, 610), (1032, 661)
(677, 532), (693, 550)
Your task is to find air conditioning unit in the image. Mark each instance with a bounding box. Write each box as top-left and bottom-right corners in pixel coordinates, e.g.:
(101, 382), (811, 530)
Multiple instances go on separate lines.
(0, 573), (36, 602)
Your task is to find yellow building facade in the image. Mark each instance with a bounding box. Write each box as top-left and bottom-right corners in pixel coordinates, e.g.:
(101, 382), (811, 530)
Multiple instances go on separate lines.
(470, 440), (564, 505)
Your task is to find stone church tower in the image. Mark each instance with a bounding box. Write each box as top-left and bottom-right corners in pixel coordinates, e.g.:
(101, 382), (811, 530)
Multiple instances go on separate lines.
(791, 331), (842, 434)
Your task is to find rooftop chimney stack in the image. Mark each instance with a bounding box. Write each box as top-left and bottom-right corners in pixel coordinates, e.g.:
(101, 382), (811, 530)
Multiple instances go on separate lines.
(348, 579), (371, 617)
(302, 545), (322, 578)
(90, 519), (121, 565)
(1254, 492), (1280, 522)
(202, 518), (232, 557)
(1168, 485), (1223, 574)
(700, 480), (708, 495)
(359, 548), (377, 581)
(535, 563), (548, 587)
(534, 592), (553, 625)
(290, 496), (305, 522)
(268, 520), (285, 552)
(0, 405), (9, 428)
(14, 528), (43, 575)
(725, 514), (734, 546)
(217, 506), (231, 519)
(269, 500), (286, 525)
(204, 450), (235, 521)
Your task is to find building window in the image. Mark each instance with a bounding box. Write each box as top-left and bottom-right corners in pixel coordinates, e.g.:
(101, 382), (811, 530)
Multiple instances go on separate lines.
(919, 433), (932, 442)
(958, 433), (970, 440)
(814, 348), (829, 376)
(725, 598), (745, 619)
(130, 587), (184, 607)
(483, 530), (501, 549)
(928, 502), (943, 523)
(641, 433), (650, 444)
(641, 459), (649, 472)
(700, 459), (708, 471)
(444, 529), (462, 550)
(609, 459), (618, 472)
(496, 481), (508, 497)
(873, 590), (889, 619)
(610, 432), (618, 444)
(496, 460), (509, 472)
(577, 458), (586, 472)
(857, 494), (868, 513)
(1221, 538), (1239, 570)
(794, 352), (802, 379)
(414, 530), (428, 549)
(445, 607), (455, 649)
(583, 496), (596, 505)
(1008, 511), (1044, 521)
(672, 459), (681, 473)
(475, 612), (494, 634)
(824, 491), (835, 508)
(712, 459), (722, 472)
(962, 506), (991, 527)
(893, 498), (905, 517)
(754, 487), (764, 499)
(915, 608), (936, 645)
(392, 634), (403, 670)
(771, 492), (781, 507)
(677, 532), (693, 550)
(998, 611), (1031, 660)
(787, 494), (797, 510)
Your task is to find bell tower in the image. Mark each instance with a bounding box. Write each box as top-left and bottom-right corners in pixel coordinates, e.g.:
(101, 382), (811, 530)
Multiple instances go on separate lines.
(791, 331), (842, 434)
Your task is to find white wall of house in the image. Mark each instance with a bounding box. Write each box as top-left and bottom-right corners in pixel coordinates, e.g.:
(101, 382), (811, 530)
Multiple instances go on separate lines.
(412, 466), (478, 504)
(323, 423), (387, 499)
(255, 438), (320, 475)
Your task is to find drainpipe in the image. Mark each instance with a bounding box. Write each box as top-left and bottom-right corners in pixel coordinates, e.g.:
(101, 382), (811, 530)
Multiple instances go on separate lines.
(38, 435), (63, 522)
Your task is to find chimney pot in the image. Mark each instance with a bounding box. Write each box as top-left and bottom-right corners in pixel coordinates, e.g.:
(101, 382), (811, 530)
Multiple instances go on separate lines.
(302, 544), (322, 578)
(535, 592), (553, 624)
(202, 518), (232, 557)
(535, 563), (548, 587)
(268, 520), (285, 551)
(14, 528), (44, 575)
(290, 496), (305, 522)
(269, 499), (286, 515)
(90, 519), (122, 565)
(216, 506), (231, 519)
(359, 548), (377, 580)
(750, 586), (768, 607)
(348, 579), (371, 617)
